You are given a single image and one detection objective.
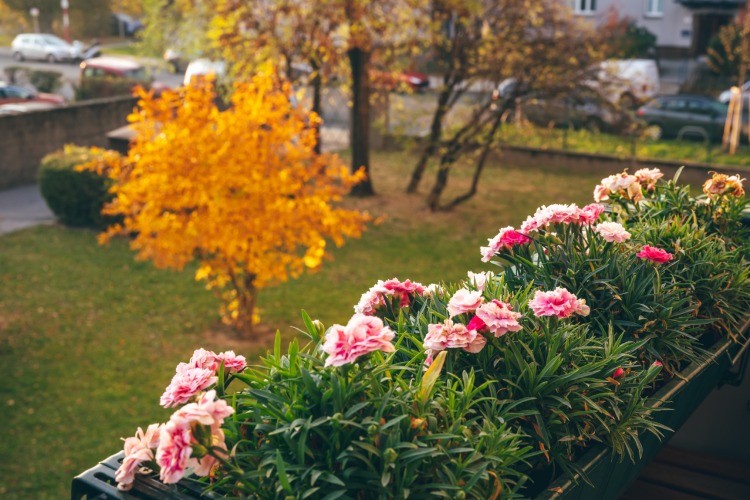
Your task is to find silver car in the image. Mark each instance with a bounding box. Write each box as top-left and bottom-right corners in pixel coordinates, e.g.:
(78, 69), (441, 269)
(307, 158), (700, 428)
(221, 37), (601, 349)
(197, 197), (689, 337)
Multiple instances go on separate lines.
(11, 33), (80, 63)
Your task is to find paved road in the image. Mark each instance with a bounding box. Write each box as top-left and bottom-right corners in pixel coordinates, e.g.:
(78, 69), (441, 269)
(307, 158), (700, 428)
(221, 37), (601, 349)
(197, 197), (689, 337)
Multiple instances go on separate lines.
(0, 184), (54, 235)
(0, 47), (183, 91)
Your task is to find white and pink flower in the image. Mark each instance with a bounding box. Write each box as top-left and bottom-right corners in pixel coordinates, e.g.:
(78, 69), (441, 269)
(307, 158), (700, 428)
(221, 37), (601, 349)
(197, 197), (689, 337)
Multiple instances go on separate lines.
(528, 288), (590, 319)
(160, 367), (218, 408)
(475, 299), (522, 337)
(354, 278), (426, 315)
(467, 271), (495, 291)
(580, 203), (606, 224)
(424, 319), (487, 353)
(594, 221), (631, 243)
(447, 288), (484, 317)
(156, 418), (193, 484)
(480, 227), (530, 261)
(322, 314), (396, 367)
(115, 424), (162, 490)
(634, 168), (663, 190)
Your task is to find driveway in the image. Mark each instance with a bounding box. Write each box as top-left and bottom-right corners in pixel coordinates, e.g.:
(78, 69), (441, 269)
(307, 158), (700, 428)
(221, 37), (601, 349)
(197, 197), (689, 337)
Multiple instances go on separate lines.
(0, 184), (54, 235)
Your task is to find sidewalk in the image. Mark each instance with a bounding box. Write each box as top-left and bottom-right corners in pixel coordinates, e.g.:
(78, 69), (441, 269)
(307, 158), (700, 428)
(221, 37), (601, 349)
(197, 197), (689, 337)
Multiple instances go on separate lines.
(0, 184), (54, 235)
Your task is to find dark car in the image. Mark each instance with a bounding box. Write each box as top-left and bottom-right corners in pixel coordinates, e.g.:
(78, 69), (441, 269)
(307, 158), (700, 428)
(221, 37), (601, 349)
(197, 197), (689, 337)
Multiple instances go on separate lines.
(517, 87), (633, 134)
(636, 95), (729, 142)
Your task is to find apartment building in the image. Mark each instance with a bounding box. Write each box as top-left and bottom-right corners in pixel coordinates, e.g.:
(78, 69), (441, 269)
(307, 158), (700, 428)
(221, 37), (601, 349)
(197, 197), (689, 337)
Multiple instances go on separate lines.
(568, 0), (745, 57)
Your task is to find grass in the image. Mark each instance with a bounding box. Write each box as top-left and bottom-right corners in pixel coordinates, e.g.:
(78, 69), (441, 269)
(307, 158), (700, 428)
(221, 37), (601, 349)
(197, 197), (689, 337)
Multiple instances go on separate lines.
(499, 122), (750, 168)
(0, 149), (603, 499)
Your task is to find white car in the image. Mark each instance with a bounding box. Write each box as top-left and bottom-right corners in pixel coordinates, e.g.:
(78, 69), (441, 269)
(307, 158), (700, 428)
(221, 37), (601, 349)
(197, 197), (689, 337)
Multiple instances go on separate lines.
(718, 81), (750, 104)
(183, 59), (227, 86)
(11, 33), (80, 63)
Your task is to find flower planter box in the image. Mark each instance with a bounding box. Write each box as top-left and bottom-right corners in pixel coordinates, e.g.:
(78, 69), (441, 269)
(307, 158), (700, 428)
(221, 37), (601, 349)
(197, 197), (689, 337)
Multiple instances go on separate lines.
(71, 319), (749, 500)
(537, 317), (750, 500)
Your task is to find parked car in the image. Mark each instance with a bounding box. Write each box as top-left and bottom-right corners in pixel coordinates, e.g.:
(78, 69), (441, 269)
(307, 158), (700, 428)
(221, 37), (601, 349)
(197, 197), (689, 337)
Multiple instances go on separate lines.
(592, 59), (661, 108)
(79, 56), (170, 99)
(183, 59), (227, 86)
(371, 70), (430, 92)
(11, 33), (80, 63)
(0, 102), (58, 115)
(518, 88), (633, 133)
(636, 95), (729, 142)
(0, 83), (66, 105)
(718, 80), (750, 104)
(112, 13), (144, 37)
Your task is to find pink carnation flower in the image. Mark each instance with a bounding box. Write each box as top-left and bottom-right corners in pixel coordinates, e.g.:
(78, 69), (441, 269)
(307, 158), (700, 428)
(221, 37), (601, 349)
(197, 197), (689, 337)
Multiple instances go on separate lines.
(593, 184), (610, 202)
(322, 314), (396, 367)
(115, 424), (162, 490)
(636, 245), (673, 264)
(354, 278), (426, 314)
(173, 390), (234, 429)
(528, 288), (590, 319)
(216, 351), (247, 373)
(520, 204), (585, 233)
(424, 319), (487, 354)
(480, 227), (530, 261)
(187, 348), (219, 371)
(634, 168), (663, 190)
(447, 288), (484, 317)
(594, 222), (631, 243)
(580, 203), (605, 224)
(156, 418), (193, 484)
(475, 299), (522, 337)
(160, 367), (217, 408)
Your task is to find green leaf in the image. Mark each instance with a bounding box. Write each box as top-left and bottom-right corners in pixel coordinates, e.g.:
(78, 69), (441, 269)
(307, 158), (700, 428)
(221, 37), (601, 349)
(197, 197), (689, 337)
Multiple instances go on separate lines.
(419, 350), (447, 406)
(276, 450), (292, 494)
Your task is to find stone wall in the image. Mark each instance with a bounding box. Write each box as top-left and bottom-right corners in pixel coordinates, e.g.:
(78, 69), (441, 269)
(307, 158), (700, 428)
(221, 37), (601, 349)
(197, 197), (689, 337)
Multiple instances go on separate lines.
(0, 96), (137, 190)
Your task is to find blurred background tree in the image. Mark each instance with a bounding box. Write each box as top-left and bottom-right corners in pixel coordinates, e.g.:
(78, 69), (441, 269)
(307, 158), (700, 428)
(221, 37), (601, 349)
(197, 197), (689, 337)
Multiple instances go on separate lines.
(600, 12), (657, 60)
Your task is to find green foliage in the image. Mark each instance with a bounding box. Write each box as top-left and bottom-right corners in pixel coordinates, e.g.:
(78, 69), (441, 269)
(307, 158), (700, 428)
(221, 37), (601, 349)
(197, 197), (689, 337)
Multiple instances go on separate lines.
(707, 22), (746, 79)
(75, 77), (138, 100)
(38, 145), (118, 228)
(603, 19), (657, 59)
(212, 331), (533, 498)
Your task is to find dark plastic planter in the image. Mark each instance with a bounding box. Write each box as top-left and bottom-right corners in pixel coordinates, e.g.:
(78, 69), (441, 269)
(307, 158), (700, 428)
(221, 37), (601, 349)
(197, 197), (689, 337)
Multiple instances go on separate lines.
(536, 317), (750, 500)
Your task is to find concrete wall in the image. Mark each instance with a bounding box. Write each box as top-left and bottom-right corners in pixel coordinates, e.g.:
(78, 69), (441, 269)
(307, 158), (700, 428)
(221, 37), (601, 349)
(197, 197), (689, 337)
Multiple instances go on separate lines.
(0, 96), (137, 190)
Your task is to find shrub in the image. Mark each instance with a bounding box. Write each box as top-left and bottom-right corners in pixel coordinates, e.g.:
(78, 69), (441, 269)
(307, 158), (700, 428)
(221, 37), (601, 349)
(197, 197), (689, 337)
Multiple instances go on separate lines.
(38, 145), (118, 228)
(3, 66), (63, 93)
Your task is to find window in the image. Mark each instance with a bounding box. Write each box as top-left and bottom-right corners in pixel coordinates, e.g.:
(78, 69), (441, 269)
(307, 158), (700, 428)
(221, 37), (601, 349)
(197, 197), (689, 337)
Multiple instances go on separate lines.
(570, 0), (596, 14)
(646, 0), (663, 17)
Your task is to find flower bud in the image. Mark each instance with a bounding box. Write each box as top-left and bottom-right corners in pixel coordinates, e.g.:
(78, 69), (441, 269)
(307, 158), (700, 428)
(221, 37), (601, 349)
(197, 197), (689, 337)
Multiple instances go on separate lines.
(383, 448), (398, 464)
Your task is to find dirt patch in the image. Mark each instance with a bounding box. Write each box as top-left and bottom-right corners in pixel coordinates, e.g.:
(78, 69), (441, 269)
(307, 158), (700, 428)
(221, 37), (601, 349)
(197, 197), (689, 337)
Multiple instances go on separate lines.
(201, 322), (279, 353)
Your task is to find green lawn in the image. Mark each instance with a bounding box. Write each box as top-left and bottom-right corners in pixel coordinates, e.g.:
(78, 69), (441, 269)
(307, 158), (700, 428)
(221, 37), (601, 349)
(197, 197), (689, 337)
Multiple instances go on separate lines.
(499, 122), (750, 168)
(0, 150), (604, 498)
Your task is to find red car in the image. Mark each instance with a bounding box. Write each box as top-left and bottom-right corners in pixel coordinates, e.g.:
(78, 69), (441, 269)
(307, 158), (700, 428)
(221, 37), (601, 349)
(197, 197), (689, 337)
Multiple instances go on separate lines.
(371, 70), (430, 92)
(0, 83), (65, 105)
(79, 57), (171, 99)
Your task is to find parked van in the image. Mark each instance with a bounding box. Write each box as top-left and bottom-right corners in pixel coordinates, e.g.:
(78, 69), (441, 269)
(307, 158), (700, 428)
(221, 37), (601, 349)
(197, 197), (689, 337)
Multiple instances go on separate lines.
(594, 59), (660, 108)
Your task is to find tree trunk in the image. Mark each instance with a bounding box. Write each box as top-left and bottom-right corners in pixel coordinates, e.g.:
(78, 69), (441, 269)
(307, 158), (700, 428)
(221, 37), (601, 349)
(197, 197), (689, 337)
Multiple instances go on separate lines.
(444, 112), (504, 210)
(311, 58), (323, 155)
(234, 273), (258, 339)
(426, 141), (461, 211)
(407, 81), (454, 194)
(348, 47), (375, 197)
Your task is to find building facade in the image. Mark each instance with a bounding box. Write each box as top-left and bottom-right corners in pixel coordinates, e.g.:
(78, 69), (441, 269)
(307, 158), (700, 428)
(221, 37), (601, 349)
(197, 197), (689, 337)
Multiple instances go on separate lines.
(568, 0), (745, 57)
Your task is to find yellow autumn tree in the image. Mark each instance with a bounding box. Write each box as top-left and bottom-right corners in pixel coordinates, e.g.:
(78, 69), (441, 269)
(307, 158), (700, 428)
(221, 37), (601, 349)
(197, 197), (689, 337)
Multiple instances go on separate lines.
(85, 71), (371, 338)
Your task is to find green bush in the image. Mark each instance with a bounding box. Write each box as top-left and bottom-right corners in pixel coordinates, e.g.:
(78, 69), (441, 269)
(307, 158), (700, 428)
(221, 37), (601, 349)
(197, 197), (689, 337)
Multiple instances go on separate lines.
(38, 145), (118, 228)
(3, 66), (63, 93)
